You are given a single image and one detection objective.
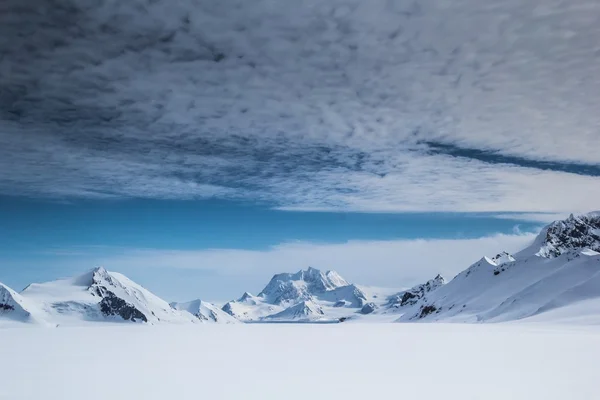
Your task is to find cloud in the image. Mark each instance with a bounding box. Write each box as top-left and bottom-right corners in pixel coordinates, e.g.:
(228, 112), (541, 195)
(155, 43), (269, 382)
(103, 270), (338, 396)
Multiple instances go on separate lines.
(30, 232), (537, 301)
(1, 0), (600, 211)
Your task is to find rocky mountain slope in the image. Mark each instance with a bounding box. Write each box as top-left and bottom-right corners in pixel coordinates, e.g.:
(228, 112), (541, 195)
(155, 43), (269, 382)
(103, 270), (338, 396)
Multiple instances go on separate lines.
(395, 212), (600, 323)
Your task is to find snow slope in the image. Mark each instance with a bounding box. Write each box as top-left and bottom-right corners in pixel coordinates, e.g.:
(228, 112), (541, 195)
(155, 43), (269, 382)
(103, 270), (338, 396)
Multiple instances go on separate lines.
(397, 213), (600, 323)
(264, 300), (325, 321)
(1, 324), (599, 400)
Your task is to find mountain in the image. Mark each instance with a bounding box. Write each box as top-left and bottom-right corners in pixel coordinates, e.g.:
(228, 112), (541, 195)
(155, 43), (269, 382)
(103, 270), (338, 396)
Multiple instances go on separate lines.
(18, 267), (196, 325)
(396, 212), (600, 323)
(222, 267), (392, 322)
(258, 267), (350, 306)
(533, 213), (600, 258)
(171, 299), (238, 323)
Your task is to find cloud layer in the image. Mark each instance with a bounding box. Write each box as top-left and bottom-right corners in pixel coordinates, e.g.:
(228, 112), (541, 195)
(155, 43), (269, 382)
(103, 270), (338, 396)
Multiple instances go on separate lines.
(2, 0), (600, 211)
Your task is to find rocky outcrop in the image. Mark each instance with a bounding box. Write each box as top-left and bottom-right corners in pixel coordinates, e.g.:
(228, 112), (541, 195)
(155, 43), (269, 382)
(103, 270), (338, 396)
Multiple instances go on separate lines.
(388, 274), (445, 309)
(98, 290), (148, 323)
(360, 302), (377, 314)
(537, 213), (600, 258)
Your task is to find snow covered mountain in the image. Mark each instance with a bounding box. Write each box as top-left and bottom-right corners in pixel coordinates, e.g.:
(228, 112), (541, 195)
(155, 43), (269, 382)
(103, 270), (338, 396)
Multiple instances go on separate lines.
(221, 267), (393, 322)
(257, 267), (351, 306)
(171, 299), (238, 324)
(533, 213), (600, 258)
(14, 267), (197, 325)
(3, 213), (600, 327)
(395, 212), (600, 323)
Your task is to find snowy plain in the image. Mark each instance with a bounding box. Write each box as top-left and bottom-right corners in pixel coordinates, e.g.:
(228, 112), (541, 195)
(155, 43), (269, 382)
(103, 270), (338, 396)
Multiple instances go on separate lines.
(1, 323), (599, 400)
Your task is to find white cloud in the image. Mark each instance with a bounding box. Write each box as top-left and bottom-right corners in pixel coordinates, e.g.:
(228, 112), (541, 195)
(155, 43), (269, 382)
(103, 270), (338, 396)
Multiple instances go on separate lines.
(42, 232), (537, 301)
(2, 0), (600, 212)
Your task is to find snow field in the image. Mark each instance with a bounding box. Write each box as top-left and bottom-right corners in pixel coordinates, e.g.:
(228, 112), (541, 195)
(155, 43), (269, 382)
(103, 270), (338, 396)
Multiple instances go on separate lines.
(1, 323), (599, 400)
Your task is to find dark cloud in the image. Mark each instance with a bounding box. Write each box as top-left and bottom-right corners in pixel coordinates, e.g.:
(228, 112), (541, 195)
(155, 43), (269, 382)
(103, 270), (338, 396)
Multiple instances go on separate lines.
(424, 142), (600, 177)
(1, 0), (600, 211)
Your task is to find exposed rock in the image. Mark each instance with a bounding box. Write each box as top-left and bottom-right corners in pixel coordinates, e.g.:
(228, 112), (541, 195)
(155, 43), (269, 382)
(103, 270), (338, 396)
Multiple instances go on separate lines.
(98, 290), (148, 323)
(419, 305), (437, 318)
(360, 302), (377, 314)
(491, 251), (516, 265)
(388, 274), (445, 308)
(537, 213), (600, 258)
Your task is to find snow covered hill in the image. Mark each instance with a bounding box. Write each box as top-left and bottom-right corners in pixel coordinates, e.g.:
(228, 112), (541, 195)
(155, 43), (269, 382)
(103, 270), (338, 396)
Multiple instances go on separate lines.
(396, 212), (600, 323)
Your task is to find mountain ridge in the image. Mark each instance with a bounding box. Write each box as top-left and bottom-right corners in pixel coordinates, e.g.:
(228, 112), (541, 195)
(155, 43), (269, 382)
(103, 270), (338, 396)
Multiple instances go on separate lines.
(3, 212), (600, 326)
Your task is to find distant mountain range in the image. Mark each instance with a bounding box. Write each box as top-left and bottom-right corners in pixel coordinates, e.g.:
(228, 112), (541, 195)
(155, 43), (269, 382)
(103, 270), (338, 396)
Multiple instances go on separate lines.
(2, 212), (600, 326)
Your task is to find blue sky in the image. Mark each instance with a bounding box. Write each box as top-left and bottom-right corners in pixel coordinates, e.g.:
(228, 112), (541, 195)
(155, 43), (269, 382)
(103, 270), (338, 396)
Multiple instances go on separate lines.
(1, 195), (550, 301)
(1, 0), (599, 301)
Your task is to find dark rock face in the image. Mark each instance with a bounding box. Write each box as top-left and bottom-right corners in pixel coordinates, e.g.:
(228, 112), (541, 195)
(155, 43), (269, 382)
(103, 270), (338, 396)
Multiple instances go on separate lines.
(0, 303), (15, 311)
(419, 305), (437, 318)
(399, 291), (418, 306)
(221, 302), (234, 316)
(388, 274), (445, 308)
(539, 214), (600, 257)
(360, 302), (377, 314)
(196, 309), (219, 322)
(98, 289), (147, 323)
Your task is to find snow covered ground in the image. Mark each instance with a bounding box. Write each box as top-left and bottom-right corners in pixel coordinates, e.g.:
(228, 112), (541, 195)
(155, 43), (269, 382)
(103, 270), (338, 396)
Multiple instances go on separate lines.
(1, 323), (599, 400)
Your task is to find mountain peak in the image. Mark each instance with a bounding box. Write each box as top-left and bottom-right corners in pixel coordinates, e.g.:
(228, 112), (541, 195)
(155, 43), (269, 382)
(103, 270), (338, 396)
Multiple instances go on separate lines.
(259, 267), (349, 305)
(17, 268), (196, 325)
(491, 252), (516, 265)
(238, 292), (255, 302)
(535, 213), (600, 258)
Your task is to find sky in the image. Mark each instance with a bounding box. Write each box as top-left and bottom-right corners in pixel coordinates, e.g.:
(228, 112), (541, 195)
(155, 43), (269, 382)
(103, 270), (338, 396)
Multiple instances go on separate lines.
(1, 0), (599, 301)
